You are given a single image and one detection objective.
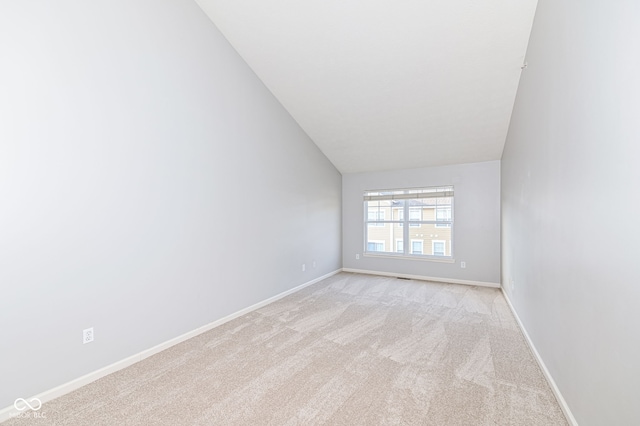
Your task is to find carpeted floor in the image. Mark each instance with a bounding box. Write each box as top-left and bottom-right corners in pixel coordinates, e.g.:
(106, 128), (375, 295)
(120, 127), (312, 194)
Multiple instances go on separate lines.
(5, 272), (568, 425)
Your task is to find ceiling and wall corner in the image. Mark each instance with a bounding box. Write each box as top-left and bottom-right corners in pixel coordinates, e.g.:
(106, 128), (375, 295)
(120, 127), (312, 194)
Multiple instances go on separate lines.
(195, 0), (539, 173)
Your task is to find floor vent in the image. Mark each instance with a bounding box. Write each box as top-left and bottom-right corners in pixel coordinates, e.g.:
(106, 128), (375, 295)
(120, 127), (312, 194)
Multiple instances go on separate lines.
(397, 277), (411, 280)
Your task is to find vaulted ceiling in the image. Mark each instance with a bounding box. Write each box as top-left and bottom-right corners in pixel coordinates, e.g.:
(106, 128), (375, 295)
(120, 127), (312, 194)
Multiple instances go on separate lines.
(195, 0), (538, 174)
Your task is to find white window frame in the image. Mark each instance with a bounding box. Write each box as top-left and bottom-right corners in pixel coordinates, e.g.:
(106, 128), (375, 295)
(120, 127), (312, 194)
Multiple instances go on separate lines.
(363, 186), (454, 260)
(395, 239), (404, 253)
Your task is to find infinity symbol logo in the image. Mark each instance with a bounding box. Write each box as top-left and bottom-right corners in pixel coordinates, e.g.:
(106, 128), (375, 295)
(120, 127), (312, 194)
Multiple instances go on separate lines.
(14, 397), (42, 411)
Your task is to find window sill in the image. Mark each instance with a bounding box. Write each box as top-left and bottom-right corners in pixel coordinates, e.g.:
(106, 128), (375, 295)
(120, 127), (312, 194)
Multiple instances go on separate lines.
(363, 253), (455, 263)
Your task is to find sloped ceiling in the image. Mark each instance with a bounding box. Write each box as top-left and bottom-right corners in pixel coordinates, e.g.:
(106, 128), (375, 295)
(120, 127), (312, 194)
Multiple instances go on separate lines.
(195, 0), (538, 174)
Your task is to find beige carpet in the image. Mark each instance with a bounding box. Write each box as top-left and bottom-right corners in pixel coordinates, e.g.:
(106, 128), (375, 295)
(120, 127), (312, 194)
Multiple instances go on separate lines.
(5, 272), (567, 425)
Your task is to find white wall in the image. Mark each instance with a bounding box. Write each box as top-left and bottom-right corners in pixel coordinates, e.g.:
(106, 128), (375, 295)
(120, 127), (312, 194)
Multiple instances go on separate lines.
(0, 0), (341, 410)
(342, 161), (500, 285)
(501, 0), (640, 424)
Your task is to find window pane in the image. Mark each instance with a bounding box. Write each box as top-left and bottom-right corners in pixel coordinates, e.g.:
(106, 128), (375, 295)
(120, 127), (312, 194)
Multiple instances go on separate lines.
(366, 223), (403, 254)
(366, 200), (397, 227)
(366, 201), (392, 219)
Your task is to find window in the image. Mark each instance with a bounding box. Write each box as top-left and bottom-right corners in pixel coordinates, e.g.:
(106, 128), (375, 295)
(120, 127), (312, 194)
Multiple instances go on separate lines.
(432, 240), (446, 256)
(435, 207), (452, 228)
(365, 200), (402, 253)
(363, 186), (453, 259)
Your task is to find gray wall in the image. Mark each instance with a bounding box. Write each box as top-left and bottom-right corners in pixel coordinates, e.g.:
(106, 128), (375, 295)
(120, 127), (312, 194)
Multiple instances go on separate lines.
(501, 1), (640, 424)
(343, 161), (500, 285)
(0, 0), (341, 409)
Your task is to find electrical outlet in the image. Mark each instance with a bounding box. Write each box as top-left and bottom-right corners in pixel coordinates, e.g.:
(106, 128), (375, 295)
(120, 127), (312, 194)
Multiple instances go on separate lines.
(510, 278), (515, 291)
(83, 327), (94, 344)
(302, 264), (306, 272)
(460, 261), (466, 269)
(355, 254), (360, 260)
(312, 260), (316, 268)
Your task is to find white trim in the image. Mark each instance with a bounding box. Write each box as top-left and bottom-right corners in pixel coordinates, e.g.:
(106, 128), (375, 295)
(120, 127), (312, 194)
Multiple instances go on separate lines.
(0, 269), (341, 423)
(342, 268), (500, 288)
(362, 253), (455, 263)
(500, 289), (578, 426)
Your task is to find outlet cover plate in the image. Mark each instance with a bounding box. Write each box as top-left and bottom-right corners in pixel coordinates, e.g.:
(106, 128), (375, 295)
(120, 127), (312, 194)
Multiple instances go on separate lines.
(83, 327), (94, 344)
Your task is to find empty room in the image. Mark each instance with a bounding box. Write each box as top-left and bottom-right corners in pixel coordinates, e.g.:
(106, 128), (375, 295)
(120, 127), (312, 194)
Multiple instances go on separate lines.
(1, 1), (638, 425)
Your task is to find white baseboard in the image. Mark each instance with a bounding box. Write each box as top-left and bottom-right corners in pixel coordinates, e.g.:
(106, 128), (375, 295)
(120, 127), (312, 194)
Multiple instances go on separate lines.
(501, 288), (578, 426)
(342, 268), (500, 288)
(0, 269), (341, 423)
